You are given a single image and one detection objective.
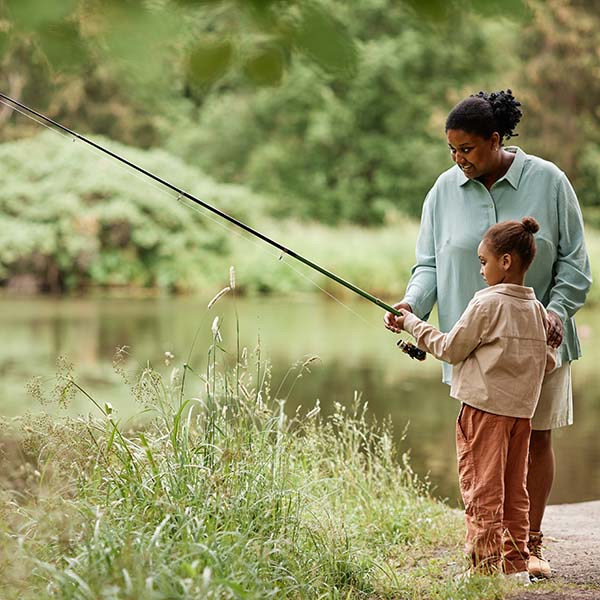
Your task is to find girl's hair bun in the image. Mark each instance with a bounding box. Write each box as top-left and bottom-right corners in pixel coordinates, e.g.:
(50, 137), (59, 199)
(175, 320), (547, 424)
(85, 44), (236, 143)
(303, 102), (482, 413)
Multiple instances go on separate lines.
(521, 216), (539, 234)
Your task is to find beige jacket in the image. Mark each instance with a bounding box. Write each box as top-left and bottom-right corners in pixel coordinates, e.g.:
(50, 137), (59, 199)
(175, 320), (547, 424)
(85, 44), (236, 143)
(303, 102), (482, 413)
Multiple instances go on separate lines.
(403, 284), (556, 418)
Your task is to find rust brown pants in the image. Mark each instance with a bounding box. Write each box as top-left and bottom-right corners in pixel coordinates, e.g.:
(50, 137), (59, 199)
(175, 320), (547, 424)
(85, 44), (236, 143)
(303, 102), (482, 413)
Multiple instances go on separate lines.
(456, 403), (531, 574)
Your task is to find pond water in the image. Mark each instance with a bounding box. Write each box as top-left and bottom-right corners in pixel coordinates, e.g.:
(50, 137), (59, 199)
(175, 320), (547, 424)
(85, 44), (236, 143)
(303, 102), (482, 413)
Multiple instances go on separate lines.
(1, 295), (599, 506)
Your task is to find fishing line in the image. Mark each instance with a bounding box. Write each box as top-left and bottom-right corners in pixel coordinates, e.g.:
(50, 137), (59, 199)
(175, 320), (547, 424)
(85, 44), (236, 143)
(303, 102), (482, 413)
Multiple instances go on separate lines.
(0, 92), (425, 359)
(1, 94), (374, 328)
(175, 194), (375, 328)
(0, 94), (374, 329)
(0, 96), (73, 141)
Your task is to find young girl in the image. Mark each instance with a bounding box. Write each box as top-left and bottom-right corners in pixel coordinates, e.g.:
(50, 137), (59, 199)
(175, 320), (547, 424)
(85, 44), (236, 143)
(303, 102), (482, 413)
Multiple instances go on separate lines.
(393, 217), (555, 582)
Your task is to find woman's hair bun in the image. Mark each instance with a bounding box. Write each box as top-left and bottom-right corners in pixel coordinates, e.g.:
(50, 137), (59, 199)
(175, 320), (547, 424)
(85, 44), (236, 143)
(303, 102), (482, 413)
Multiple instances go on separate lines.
(521, 216), (539, 234)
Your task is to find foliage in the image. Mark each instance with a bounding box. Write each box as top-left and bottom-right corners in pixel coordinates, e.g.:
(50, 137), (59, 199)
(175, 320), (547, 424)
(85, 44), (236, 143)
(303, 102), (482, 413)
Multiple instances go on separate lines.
(223, 215), (420, 298)
(0, 0), (529, 85)
(512, 0), (600, 223)
(0, 323), (512, 599)
(0, 131), (267, 292)
(163, 5), (522, 222)
(0, 0), (530, 221)
(2, 0), (600, 229)
(517, 0), (600, 183)
(0, 131), (423, 295)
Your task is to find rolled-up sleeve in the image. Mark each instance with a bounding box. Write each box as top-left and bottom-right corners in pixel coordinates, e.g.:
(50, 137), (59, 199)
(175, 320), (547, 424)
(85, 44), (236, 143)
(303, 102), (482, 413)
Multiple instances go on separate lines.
(403, 192), (438, 319)
(546, 174), (592, 322)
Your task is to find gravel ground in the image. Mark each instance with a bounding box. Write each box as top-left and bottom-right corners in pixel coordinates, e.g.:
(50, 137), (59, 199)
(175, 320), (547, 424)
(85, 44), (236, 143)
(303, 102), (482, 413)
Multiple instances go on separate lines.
(511, 500), (600, 599)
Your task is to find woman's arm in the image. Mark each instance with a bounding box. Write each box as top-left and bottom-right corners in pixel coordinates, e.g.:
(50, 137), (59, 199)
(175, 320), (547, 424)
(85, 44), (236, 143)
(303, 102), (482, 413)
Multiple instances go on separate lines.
(402, 191), (438, 319)
(547, 174), (592, 323)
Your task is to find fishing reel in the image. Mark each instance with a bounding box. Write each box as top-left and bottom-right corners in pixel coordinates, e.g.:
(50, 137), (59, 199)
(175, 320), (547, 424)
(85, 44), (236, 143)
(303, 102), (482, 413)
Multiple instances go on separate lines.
(396, 339), (426, 361)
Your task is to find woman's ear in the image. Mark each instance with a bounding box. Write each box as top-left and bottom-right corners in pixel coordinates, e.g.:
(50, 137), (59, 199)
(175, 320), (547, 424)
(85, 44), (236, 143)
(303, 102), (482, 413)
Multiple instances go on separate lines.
(501, 253), (512, 271)
(491, 131), (501, 151)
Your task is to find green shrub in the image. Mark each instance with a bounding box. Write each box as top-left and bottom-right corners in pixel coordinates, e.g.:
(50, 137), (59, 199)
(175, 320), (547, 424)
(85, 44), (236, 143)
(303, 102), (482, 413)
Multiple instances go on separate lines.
(0, 131), (266, 293)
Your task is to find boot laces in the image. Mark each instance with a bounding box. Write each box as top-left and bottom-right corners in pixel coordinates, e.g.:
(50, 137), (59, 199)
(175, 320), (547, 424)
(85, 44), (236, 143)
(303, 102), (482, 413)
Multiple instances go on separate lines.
(528, 533), (544, 559)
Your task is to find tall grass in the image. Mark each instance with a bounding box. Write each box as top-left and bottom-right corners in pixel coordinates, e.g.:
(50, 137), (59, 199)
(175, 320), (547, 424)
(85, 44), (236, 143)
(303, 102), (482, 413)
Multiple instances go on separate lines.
(0, 313), (511, 599)
(219, 215), (420, 299)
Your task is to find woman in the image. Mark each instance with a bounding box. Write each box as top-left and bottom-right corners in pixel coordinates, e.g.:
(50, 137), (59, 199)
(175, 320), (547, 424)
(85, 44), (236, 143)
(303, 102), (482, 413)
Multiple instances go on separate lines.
(384, 89), (592, 578)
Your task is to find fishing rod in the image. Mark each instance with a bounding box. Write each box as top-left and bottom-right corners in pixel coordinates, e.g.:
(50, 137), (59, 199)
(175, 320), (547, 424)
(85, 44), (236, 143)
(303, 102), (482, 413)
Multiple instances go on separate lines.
(0, 90), (425, 360)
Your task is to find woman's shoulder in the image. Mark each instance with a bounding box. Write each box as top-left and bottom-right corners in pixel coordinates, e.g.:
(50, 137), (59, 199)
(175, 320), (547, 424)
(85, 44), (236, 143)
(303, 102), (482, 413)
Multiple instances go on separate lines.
(516, 148), (566, 180)
(428, 165), (462, 196)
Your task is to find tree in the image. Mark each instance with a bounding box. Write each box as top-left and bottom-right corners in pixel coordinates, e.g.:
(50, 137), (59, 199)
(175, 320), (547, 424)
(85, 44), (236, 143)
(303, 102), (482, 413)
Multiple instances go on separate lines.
(517, 0), (600, 211)
(0, 0), (530, 223)
(164, 3), (523, 222)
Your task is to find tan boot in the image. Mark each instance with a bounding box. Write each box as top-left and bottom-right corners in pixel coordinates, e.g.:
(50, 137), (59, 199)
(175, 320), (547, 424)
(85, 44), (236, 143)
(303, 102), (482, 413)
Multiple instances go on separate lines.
(528, 531), (551, 579)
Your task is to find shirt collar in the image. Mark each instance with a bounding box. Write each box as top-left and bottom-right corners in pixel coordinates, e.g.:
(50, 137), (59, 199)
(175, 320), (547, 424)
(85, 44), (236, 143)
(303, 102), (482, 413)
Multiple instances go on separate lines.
(457, 146), (526, 189)
(474, 283), (536, 300)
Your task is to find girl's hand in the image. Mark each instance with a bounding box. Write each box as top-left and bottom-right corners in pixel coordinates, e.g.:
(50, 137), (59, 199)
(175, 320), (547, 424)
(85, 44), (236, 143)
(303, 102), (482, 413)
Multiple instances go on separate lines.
(546, 310), (563, 348)
(384, 302), (412, 333)
(395, 309), (408, 330)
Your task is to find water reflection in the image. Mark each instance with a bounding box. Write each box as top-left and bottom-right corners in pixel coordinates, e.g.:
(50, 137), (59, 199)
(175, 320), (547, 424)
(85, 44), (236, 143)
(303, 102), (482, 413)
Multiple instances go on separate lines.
(1, 296), (598, 505)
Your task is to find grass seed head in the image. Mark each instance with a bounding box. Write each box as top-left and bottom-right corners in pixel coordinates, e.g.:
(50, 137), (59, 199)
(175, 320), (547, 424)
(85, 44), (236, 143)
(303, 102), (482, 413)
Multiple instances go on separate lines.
(113, 346), (131, 384)
(306, 399), (321, 419)
(51, 356), (75, 408)
(207, 287), (231, 309)
(211, 316), (222, 342)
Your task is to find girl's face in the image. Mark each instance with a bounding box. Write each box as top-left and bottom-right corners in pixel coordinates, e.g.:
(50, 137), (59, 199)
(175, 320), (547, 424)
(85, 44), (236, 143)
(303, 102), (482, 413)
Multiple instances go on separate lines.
(477, 239), (509, 286)
(446, 129), (499, 179)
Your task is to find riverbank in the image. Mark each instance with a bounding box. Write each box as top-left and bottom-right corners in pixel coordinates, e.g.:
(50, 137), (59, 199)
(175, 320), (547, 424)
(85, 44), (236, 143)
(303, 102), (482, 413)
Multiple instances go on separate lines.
(0, 339), (511, 600)
(3, 132), (600, 302)
(2, 368), (599, 598)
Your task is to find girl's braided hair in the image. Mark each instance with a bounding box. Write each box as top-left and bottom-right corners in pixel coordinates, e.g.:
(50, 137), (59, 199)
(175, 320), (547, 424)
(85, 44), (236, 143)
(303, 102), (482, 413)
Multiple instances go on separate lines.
(445, 89), (523, 143)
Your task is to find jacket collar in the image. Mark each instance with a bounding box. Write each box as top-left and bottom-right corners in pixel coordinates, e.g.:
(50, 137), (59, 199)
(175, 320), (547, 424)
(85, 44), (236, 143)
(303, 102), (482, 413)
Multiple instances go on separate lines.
(475, 283), (536, 300)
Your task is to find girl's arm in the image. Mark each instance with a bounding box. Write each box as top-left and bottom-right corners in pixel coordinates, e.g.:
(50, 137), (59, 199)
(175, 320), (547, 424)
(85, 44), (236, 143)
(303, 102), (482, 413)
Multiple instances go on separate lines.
(400, 299), (487, 365)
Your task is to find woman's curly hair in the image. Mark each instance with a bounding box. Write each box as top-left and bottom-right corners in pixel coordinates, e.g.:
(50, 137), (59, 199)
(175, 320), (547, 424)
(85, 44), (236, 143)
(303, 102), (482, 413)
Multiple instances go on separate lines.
(446, 89), (523, 143)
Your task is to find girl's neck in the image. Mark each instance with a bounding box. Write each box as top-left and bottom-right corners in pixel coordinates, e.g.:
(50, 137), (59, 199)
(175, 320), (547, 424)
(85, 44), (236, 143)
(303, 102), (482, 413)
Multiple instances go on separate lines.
(499, 271), (526, 286)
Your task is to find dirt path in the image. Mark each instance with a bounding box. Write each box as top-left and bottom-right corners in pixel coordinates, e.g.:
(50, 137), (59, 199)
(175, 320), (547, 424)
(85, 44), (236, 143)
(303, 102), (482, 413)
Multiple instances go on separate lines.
(512, 500), (600, 599)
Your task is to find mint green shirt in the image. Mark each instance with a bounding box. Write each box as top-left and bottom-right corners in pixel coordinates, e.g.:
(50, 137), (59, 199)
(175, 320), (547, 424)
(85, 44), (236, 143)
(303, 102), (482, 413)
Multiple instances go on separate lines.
(403, 147), (592, 384)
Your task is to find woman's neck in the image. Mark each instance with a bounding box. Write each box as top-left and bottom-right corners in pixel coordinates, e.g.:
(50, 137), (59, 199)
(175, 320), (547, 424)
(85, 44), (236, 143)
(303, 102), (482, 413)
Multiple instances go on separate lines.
(479, 149), (515, 190)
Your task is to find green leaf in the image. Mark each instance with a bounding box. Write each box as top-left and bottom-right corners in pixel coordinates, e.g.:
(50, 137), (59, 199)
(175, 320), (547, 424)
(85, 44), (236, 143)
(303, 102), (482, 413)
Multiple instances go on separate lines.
(294, 4), (357, 76)
(37, 22), (87, 73)
(243, 46), (285, 85)
(186, 38), (233, 87)
(96, 3), (181, 85)
(404, 0), (531, 22)
(6, 0), (77, 30)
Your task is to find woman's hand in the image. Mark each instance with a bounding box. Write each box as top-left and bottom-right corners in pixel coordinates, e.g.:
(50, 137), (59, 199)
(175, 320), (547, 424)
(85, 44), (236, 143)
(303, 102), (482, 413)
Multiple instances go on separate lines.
(384, 302), (412, 333)
(546, 310), (564, 348)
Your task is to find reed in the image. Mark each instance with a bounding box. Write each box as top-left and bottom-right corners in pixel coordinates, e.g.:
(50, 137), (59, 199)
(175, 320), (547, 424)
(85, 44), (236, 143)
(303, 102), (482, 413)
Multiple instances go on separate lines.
(0, 311), (513, 599)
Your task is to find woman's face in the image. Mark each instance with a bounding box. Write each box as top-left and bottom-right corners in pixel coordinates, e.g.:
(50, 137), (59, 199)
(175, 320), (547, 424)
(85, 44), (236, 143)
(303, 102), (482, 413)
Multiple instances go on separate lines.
(446, 129), (499, 179)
